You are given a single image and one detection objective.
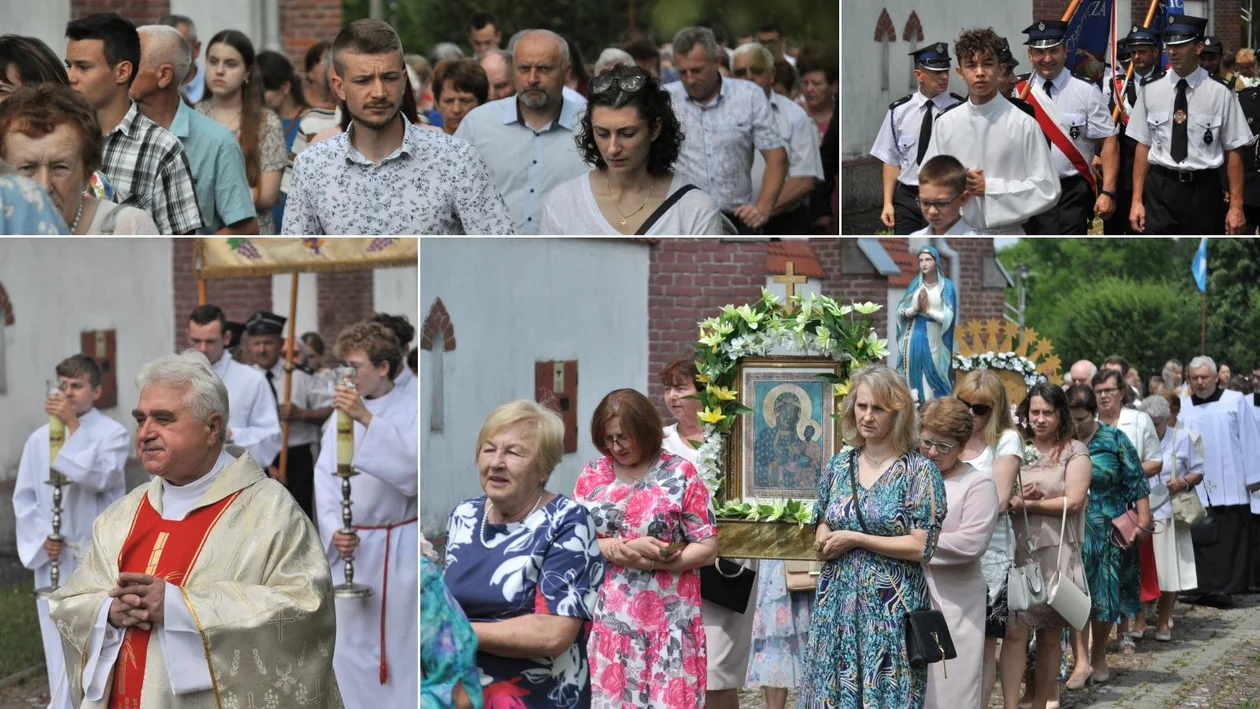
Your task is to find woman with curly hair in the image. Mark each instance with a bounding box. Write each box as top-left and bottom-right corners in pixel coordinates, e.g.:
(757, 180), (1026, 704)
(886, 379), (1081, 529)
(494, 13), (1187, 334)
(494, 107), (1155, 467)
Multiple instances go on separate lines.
(539, 64), (729, 234)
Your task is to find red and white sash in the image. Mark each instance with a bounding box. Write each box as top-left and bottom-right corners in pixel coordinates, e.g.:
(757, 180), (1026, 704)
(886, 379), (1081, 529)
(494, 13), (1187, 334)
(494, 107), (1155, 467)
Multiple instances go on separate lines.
(1017, 79), (1097, 192)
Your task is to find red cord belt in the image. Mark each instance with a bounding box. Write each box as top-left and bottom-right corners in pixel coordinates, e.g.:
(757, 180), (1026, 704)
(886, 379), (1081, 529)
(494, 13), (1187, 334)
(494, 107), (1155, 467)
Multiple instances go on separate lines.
(352, 517), (417, 684)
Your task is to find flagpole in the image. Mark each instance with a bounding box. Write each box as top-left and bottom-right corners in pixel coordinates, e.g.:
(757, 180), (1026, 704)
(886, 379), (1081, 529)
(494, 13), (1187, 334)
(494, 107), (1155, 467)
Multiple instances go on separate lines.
(1112, 0), (1163, 122)
(1019, 0), (1085, 99)
(1201, 289), (1206, 354)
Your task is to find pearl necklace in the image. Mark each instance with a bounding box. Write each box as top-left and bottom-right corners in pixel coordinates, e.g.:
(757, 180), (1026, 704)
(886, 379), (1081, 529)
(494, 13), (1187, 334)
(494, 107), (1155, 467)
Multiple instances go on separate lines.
(69, 198), (84, 234)
(481, 489), (545, 547)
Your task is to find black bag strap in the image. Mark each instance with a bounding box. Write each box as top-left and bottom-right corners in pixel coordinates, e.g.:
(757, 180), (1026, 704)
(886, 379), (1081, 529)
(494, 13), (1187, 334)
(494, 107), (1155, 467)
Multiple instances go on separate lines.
(635, 183), (698, 235)
(848, 452), (871, 535)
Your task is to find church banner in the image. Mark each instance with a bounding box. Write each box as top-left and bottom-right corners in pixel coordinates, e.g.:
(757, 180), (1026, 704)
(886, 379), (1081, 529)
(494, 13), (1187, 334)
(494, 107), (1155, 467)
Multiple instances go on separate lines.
(1065, 0), (1113, 84)
(197, 238), (418, 278)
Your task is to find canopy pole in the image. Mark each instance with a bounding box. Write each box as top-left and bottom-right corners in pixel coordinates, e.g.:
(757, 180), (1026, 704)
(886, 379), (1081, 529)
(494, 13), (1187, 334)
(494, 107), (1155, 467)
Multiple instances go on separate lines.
(1111, 0), (1161, 122)
(278, 271), (298, 483)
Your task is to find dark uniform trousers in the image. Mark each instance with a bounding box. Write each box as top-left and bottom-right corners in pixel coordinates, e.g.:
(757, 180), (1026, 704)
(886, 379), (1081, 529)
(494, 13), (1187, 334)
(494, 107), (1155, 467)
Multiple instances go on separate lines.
(1024, 176), (1093, 234)
(1142, 165), (1227, 234)
(1102, 189), (1135, 234)
(893, 181), (926, 234)
(272, 443), (316, 519)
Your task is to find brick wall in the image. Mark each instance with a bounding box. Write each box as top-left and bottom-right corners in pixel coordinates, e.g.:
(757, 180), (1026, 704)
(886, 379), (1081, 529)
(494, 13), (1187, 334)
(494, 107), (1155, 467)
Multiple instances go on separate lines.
(280, 0), (343, 70)
(171, 239), (273, 351)
(71, 0), (169, 24)
(316, 271), (375, 368)
(1214, 0), (1242, 54)
(948, 238), (1008, 325)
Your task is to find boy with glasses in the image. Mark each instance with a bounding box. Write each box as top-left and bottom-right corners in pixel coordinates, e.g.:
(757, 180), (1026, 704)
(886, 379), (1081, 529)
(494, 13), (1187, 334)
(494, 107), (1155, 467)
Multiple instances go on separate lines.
(911, 154), (977, 234)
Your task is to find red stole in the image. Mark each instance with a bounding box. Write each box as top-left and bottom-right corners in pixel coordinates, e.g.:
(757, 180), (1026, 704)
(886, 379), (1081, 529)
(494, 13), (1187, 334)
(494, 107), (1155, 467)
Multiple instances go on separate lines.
(108, 491), (239, 708)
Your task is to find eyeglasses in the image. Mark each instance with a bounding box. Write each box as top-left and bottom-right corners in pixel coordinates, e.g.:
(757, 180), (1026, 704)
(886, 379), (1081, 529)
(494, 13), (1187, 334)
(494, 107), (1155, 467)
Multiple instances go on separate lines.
(590, 69), (651, 97)
(731, 66), (767, 79)
(915, 195), (960, 211)
(919, 437), (958, 454)
(1093, 387), (1121, 397)
(958, 399), (992, 417)
(603, 434), (633, 449)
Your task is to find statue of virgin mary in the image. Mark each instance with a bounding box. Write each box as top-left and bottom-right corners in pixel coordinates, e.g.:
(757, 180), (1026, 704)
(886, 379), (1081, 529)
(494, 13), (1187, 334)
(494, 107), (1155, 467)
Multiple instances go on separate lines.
(895, 245), (957, 401)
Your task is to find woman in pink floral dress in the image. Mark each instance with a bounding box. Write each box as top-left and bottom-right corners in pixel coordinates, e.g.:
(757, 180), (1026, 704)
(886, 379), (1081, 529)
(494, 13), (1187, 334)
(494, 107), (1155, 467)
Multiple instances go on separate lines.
(574, 389), (719, 709)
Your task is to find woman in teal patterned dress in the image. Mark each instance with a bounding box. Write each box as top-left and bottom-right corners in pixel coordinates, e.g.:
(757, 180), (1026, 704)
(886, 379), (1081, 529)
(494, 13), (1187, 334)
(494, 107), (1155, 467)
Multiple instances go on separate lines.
(801, 366), (947, 708)
(1064, 384), (1151, 685)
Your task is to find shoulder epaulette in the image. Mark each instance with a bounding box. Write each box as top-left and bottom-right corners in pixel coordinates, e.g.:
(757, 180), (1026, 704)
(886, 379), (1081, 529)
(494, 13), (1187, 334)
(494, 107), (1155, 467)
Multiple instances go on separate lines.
(1009, 96), (1037, 119)
(1016, 73), (1031, 83)
(949, 92), (965, 102)
(1208, 73), (1231, 87)
(1142, 70), (1166, 86)
(889, 94), (913, 111)
(938, 100), (966, 117)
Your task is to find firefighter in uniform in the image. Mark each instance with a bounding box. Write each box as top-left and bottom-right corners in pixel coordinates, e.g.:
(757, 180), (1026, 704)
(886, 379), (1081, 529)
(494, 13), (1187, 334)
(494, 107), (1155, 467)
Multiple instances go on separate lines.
(1105, 25), (1162, 234)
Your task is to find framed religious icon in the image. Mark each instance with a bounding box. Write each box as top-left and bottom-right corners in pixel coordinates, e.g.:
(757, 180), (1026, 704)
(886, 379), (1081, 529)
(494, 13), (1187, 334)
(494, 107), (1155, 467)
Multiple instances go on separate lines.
(727, 356), (843, 504)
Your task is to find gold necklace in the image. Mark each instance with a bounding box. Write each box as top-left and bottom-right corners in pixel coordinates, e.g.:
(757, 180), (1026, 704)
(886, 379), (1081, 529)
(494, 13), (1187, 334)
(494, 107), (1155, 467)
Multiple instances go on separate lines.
(606, 172), (653, 226)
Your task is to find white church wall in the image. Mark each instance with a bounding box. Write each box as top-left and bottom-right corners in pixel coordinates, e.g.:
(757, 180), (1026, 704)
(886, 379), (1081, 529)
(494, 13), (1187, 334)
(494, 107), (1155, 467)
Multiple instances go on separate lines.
(169, 0), (280, 59)
(271, 272), (318, 338)
(373, 267), (419, 337)
(1, 0), (71, 60)
(0, 239), (175, 483)
(420, 239), (651, 537)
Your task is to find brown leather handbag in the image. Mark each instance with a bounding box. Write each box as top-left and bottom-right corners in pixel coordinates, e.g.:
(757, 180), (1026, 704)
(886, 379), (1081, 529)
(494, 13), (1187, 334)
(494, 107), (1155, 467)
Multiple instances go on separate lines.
(784, 560), (821, 592)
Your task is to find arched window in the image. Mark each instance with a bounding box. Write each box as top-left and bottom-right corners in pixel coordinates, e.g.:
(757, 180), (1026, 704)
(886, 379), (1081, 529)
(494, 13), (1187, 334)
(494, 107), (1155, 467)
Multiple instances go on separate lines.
(875, 9), (897, 92)
(420, 298), (455, 432)
(904, 12), (925, 91)
(0, 281), (12, 395)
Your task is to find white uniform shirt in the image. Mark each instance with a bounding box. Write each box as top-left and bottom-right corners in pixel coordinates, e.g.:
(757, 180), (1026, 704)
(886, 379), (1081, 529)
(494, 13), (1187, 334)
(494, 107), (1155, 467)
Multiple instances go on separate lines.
(920, 96), (1060, 232)
(753, 91), (824, 198)
(254, 360), (334, 448)
(1178, 388), (1260, 508)
(1035, 69), (1118, 179)
(210, 352), (282, 466)
(1127, 66), (1252, 170)
(870, 90), (963, 186)
(909, 218), (979, 235)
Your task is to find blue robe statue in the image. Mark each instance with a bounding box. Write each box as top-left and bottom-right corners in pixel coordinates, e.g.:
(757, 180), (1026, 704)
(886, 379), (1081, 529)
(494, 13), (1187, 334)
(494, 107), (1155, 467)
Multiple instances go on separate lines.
(895, 246), (957, 400)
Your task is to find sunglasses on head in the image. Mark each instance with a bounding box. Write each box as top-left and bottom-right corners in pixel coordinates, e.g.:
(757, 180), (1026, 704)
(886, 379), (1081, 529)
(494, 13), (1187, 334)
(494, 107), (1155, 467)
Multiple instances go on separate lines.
(958, 399), (992, 417)
(590, 68), (651, 96)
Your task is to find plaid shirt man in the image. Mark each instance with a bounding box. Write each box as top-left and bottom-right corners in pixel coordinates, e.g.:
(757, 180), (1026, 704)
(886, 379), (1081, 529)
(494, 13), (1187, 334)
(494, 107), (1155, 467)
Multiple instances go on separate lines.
(101, 102), (203, 234)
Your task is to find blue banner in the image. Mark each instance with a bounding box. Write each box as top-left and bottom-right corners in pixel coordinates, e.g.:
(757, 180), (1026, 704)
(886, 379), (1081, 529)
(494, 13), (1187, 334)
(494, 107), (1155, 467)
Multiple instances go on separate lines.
(1151, 0), (1186, 67)
(1067, 0), (1114, 84)
(1193, 237), (1208, 292)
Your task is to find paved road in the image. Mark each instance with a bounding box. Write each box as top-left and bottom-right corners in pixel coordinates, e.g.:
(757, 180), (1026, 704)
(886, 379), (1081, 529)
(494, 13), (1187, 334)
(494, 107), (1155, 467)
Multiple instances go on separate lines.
(2, 595), (1257, 708)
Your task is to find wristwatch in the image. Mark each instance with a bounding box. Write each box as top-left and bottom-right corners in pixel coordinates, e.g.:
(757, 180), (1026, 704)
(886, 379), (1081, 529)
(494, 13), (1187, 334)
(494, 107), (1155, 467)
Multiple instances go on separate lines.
(1100, 189), (1116, 199)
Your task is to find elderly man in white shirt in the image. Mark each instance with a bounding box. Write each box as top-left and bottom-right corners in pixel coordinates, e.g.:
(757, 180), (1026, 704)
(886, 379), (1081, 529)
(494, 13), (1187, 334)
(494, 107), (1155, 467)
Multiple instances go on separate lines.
(664, 27), (787, 234)
(732, 42), (822, 234)
(456, 29), (590, 234)
(188, 305), (282, 467)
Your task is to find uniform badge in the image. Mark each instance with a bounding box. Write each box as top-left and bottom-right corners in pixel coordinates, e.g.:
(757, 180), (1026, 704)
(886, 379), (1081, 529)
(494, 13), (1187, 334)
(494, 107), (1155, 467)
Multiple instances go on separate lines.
(1070, 125), (1080, 139)
(1038, 22), (1046, 31)
(1249, 116), (1255, 125)
(1204, 129), (1214, 145)
(936, 42), (946, 53)
(1174, 110), (1188, 124)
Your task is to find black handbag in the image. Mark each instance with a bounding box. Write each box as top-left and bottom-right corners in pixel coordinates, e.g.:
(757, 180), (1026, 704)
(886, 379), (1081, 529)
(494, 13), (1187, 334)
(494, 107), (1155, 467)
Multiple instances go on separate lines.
(848, 454), (957, 672)
(699, 558), (756, 613)
(1190, 483), (1219, 546)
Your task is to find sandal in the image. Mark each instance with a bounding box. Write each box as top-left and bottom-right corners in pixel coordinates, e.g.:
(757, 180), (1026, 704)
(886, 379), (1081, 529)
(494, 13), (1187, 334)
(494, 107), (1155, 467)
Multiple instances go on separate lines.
(1120, 636), (1136, 654)
(1155, 629), (1172, 642)
(1066, 668), (1094, 690)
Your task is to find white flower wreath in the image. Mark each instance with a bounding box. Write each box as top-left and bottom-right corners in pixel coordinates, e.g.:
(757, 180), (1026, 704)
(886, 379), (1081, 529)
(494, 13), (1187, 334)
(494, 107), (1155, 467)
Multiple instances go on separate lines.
(952, 350), (1048, 391)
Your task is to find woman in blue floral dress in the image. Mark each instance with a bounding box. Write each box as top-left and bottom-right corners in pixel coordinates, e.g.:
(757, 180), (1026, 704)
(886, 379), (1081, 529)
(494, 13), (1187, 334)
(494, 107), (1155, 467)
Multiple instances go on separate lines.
(801, 366), (947, 709)
(1065, 385), (1150, 684)
(444, 401), (605, 708)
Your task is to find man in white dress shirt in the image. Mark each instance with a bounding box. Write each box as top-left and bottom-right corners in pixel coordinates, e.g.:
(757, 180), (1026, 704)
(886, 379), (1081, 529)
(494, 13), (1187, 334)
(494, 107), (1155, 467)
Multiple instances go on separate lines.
(247, 310), (333, 519)
(1017, 20), (1119, 234)
(733, 42), (824, 235)
(14, 354), (129, 709)
(1128, 14), (1252, 234)
(1178, 356), (1260, 607)
(870, 42), (963, 234)
(920, 27), (1059, 234)
(314, 321), (418, 708)
(188, 305), (281, 467)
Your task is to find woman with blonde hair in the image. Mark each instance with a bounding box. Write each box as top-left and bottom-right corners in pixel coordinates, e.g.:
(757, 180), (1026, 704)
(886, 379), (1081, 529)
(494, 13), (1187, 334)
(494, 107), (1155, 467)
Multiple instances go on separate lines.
(444, 400), (605, 707)
(1235, 48), (1259, 88)
(954, 369), (1025, 708)
(801, 365), (947, 708)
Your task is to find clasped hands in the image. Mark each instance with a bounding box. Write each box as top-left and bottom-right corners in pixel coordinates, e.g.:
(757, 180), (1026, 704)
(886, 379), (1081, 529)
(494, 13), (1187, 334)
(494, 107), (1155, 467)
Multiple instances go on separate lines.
(107, 573), (165, 631)
(1008, 481), (1045, 512)
(608, 537), (679, 571)
(813, 529), (861, 561)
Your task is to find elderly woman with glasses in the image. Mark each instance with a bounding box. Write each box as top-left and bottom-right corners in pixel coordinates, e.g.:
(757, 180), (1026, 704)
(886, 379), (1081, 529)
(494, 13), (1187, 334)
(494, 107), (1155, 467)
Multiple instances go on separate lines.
(444, 401), (605, 708)
(575, 388), (719, 708)
(919, 397), (999, 709)
(540, 64), (728, 234)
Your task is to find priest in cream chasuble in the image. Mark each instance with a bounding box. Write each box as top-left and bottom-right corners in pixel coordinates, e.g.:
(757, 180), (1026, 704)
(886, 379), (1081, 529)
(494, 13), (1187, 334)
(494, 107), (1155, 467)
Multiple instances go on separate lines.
(49, 351), (341, 708)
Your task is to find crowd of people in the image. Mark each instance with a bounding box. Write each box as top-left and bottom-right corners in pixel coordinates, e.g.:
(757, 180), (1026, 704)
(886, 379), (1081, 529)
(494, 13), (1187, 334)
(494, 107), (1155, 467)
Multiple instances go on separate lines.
(422, 346), (1260, 708)
(871, 14), (1260, 235)
(15, 308), (420, 707)
(0, 11), (839, 235)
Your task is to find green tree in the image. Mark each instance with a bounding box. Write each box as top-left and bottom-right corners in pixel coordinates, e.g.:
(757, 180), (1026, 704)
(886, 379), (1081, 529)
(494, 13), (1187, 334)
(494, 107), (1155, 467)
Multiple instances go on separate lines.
(1204, 239), (1260, 372)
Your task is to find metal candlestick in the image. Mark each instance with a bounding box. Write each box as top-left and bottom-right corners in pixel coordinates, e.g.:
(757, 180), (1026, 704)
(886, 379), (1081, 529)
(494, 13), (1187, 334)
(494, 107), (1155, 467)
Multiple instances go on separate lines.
(330, 369), (372, 599)
(35, 381), (68, 600)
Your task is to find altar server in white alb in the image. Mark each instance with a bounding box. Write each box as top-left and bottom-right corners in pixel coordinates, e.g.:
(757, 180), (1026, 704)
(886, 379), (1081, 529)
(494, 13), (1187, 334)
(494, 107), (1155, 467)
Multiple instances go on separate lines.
(314, 321), (419, 708)
(188, 304), (282, 466)
(1178, 356), (1260, 607)
(920, 26), (1059, 235)
(13, 354), (129, 709)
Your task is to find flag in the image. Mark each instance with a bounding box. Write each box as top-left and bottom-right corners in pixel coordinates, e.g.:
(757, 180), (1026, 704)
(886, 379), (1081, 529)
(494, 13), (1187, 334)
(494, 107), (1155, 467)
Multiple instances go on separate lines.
(1192, 237), (1208, 292)
(1066, 0), (1114, 84)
